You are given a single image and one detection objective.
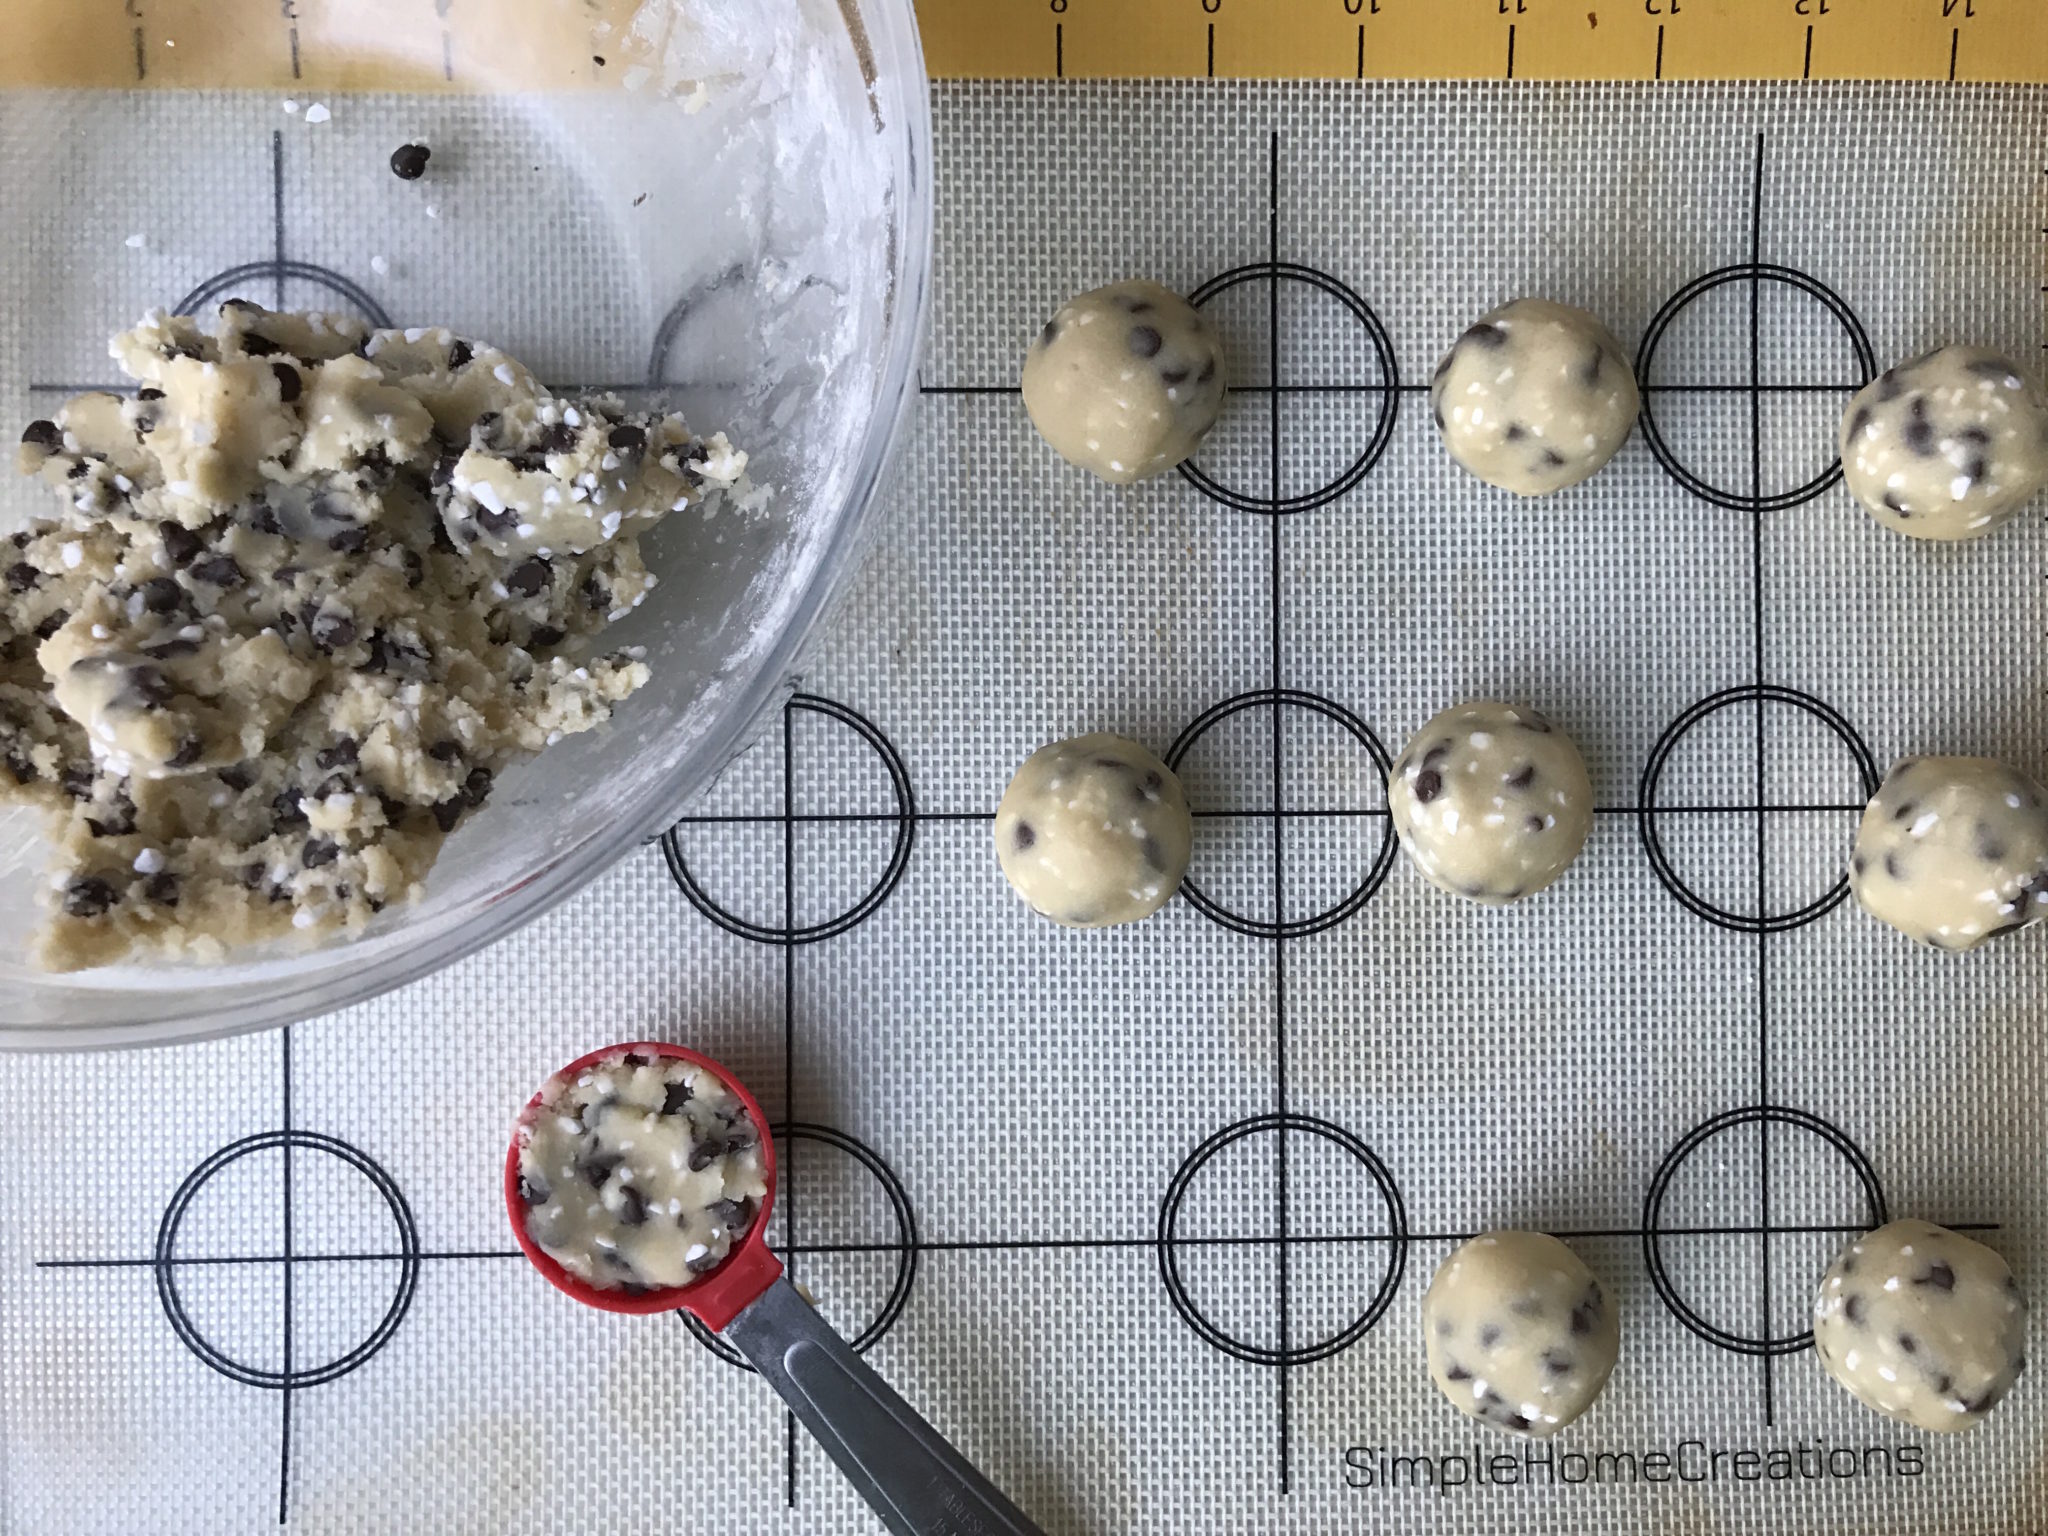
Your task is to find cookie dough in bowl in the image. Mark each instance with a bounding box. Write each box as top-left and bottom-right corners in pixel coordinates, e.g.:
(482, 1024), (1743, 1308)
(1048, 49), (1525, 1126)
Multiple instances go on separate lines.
(995, 733), (1192, 928)
(1430, 298), (1639, 496)
(1849, 756), (2048, 950)
(1389, 700), (1594, 904)
(1020, 280), (1226, 484)
(1423, 1231), (1621, 1438)
(0, 305), (756, 972)
(1813, 1220), (2026, 1433)
(1839, 347), (2048, 540)
(513, 1047), (769, 1294)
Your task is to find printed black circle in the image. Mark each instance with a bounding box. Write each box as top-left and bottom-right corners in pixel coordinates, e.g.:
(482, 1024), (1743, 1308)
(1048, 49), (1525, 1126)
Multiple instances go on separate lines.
(1158, 1114), (1408, 1367)
(1638, 685), (1879, 933)
(1642, 1106), (1887, 1357)
(681, 1122), (919, 1370)
(175, 262), (395, 329)
(1635, 263), (1875, 512)
(153, 1131), (421, 1390)
(1178, 262), (1400, 515)
(1165, 690), (1397, 939)
(661, 695), (916, 945)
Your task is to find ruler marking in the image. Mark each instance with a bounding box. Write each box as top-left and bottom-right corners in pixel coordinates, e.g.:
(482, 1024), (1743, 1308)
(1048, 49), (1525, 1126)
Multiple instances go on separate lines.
(1207, 22), (1216, 78)
(1056, 21), (1064, 78)
(1802, 23), (1814, 80)
(1655, 23), (1664, 80)
(1505, 21), (1516, 79)
(1948, 26), (1959, 83)
(1356, 22), (1364, 80)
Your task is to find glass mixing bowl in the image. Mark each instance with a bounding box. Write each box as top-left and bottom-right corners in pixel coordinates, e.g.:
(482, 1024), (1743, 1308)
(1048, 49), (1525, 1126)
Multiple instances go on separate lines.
(0, 0), (930, 1047)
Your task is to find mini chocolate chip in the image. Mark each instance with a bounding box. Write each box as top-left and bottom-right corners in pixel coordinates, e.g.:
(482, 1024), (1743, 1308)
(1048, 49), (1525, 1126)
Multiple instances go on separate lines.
(446, 339), (473, 371)
(313, 773), (352, 799)
(427, 740), (464, 763)
(1478, 1324), (1503, 1349)
(1038, 318), (1058, 346)
(430, 798), (464, 833)
(1897, 1332), (1918, 1354)
(66, 460), (91, 480)
(218, 763), (255, 792)
(239, 332), (283, 358)
(462, 766), (493, 806)
(1883, 851), (1904, 881)
(33, 609), (67, 641)
(1569, 1303), (1596, 1337)
(271, 362), (302, 403)
(1462, 322), (1507, 350)
(616, 1186), (647, 1226)
(311, 610), (357, 651)
(1128, 325), (1162, 358)
(327, 525), (369, 555)
(474, 507), (519, 536)
(301, 838), (340, 869)
(607, 423), (647, 454)
(1141, 835), (1166, 871)
(1540, 448), (1568, 468)
(527, 624), (566, 649)
(1975, 825), (2008, 864)
(237, 861), (266, 889)
(135, 387), (165, 402)
(272, 786), (307, 827)
(1505, 764), (1535, 790)
(505, 557), (550, 598)
(579, 1151), (622, 1188)
(661, 1081), (693, 1115)
(686, 1247), (725, 1275)
(317, 738), (361, 770)
(1445, 1363), (1472, 1382)
(248, 503), (285, 536)
(1919, 1261), (1956, 1291)
(1504, 422), (1527, 441)
(1014, 821), (1035, 850)
(1160, 367), (1189, 387)
(63, 876), (118, 918)
(688, 1141), (721, 1172)
(582, 575), (609, 611)
(1524, 815), (1546, 835)
(4, 561), (38, 594)
(3, 751), (35, 785)
(390, 142), (431, 180)
(142, 871), (179, 905)
(20, 419), (61, 449)
(711, 1197), (755, 1234)
(1847, 405), (1872, 440)
(188, 553), (245, 588)
(1962, 453), (1989, 485)
(1541, 1351), (1575, 1376)
(1197, 356), (1216, 384)
(1875, 368), (1902, 401)
(1892, 799), (1917, 821)
(165, 735), (205, 770)
(517, 1173), (548, 1206)
(1581, 348), (1605, 386)
(139, 575), (185, 614)
(1844, 1293), (1866, 1325)
(1413, 768), (1443, 803)
(60, 763), (95, 799)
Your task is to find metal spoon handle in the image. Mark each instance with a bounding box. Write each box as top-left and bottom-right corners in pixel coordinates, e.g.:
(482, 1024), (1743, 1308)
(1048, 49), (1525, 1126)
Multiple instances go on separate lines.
(724, 1277), (1046, 1536)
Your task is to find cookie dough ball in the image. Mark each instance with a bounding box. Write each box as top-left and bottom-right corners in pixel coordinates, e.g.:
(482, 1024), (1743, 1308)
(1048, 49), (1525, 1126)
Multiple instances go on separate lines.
(1424, 1232), (1620, 1438)
(1840, 347), (2048, 541)
(1849, 756), (2048, 950)
(1430, 298), (1639, 495)
(995, 733), (1192, 928)
(1389, 701), (1594, 904)
(1813, 1220), (2026, 1433)
(1020, 280), (1225, 484)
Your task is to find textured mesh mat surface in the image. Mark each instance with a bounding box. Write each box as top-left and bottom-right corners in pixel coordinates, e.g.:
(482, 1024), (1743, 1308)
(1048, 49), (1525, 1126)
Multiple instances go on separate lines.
(5, 79), (2048, 1535)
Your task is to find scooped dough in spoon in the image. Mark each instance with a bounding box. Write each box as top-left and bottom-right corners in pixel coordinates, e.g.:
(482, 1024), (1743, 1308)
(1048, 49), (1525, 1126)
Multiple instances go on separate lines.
(995, 732), (1192, 927)
(1021, 280), (1225, 483)
(1430, 298), (1639, 495)
(1839, 347), (2048, 541)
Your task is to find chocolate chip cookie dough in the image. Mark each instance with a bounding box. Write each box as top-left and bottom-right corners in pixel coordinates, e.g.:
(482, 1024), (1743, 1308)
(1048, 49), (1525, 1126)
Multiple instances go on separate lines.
(1849, 756), (2048, 950)
(1430, 299), (1639, 496)
(1839, 347), (2048, 541)
(515, 1049), (768, 1293)
(1021, 280), (1225, 484)
(1389, 701), (1595, 905)
(0, 304), (754, 969)
(995, 732), (1192, 928)
(1813, 1220), (2026, 1433)
(1423, 1231), (1621, 1438)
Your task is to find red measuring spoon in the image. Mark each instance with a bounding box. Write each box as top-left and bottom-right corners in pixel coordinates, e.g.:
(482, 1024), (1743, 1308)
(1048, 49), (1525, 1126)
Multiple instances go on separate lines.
(506, 1041), (1044, 1536)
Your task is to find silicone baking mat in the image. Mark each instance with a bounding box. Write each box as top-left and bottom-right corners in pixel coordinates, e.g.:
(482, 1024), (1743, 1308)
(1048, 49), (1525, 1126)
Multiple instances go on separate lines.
(4, 78), (2048, 1535)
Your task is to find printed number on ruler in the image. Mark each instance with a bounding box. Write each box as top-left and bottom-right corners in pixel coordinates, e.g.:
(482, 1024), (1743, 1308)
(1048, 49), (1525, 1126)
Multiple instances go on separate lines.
(917, 0), (2048, 83)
